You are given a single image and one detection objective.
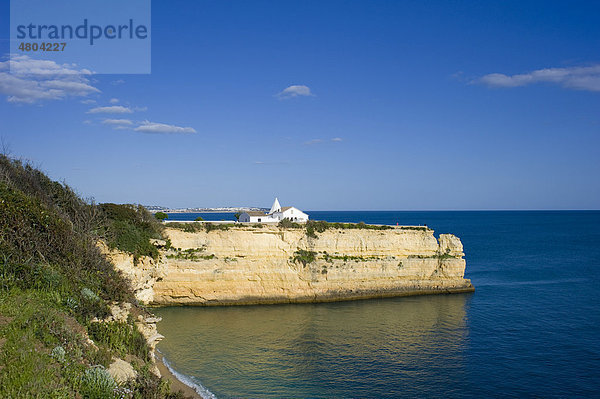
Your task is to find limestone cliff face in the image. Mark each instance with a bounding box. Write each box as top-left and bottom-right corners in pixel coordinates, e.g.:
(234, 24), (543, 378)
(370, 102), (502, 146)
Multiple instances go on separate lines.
(100, 242), (165, 304)
(150, 225), (473, 306)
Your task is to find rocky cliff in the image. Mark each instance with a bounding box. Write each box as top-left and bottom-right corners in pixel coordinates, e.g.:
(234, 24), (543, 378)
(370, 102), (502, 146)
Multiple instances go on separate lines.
(112, 225), (473, 306)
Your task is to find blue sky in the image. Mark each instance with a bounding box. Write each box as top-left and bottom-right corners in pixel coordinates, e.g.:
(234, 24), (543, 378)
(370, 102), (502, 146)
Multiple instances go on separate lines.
(1, 0), (599, 210)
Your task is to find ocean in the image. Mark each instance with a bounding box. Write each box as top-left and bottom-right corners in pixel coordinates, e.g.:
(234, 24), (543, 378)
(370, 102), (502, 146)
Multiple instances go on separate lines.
(154, 211), (600, 398)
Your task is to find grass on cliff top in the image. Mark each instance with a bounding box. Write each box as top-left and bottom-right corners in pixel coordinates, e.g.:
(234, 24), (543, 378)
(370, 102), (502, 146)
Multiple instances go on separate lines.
(0, 155), (188, 398)
(279, 219), (394, 238)
(166, 219), (397, 240)
(165, 221), (238, 233)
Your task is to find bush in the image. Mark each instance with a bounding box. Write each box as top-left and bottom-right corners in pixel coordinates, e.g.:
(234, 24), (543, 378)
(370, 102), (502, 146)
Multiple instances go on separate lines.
(100, 203), (164, 261)
(0, 181), (132, 304)
(194, 216), (204, 221)
(87, 321), (150, 361)
(155, 212), (169, 221)
(303, 220), (393, 238)
(50, 346), (66, 363)
(80, 366), (116, 399)
(166, 222), (204, 233)
(278, 219), (302, 229)
(204, 223), (234, 233)
(292, 250), (316, 267)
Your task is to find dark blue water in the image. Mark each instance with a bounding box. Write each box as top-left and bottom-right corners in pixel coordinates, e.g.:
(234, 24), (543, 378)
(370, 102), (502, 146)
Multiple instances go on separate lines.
(165, 212), (238, 222)
(156, 211), (600, 398)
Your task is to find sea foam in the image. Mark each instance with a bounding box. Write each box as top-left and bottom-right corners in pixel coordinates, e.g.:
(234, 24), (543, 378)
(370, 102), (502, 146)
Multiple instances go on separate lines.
(161, 353), (217, 399)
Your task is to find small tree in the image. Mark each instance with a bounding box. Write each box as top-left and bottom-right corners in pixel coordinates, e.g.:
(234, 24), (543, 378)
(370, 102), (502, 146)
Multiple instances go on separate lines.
(234, 212), (242, 221)
(154, 212), (168, 221)
(195, 216), (204, 221)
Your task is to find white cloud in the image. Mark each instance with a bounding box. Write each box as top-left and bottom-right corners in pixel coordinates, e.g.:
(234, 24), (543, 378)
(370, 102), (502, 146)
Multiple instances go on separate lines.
(0, 55), (99, 103)
(81, 99), (96, 104)
(253, 160), (289, 166)
(304, 138), (323, 145)
(276, 85), (314, 99)
(133, 120), (196, 134)
(102, 119), (133, 126)
(87, 105), (133, 114)
(109, 98), (119, 104)
(304, 137), (342, 145)
(475, 64), (600, 92)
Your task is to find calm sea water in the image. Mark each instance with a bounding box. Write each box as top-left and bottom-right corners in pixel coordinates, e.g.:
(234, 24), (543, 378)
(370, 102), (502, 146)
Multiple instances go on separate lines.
(155, 211), (600, 398)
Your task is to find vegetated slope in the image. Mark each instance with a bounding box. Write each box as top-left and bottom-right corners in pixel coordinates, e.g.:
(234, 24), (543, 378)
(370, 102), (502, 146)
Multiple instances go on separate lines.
(0, 155), (185, 398)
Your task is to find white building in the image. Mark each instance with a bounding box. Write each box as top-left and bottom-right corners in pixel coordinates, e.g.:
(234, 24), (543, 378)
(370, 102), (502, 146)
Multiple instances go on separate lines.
(238, 198), (309, 223)
(238, 211), (271, 223)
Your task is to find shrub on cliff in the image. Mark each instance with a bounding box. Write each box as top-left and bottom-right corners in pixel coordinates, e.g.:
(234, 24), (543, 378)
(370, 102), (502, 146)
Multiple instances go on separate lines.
(278, 219), (302, 229)
(292, 249), (317, 267)
(99, 203), (164, 261)
(303, 220), (393, 238)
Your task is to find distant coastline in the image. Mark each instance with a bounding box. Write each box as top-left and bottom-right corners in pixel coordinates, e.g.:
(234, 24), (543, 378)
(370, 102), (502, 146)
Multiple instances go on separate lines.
(146, 206), (267, 214)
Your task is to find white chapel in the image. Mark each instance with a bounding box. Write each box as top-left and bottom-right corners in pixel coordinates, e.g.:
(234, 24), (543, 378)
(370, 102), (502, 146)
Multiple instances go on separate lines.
(239, 198), (309, 223)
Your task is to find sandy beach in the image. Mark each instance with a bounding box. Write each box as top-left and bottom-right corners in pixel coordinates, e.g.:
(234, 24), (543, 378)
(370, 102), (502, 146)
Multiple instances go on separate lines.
(155, 352), (202, 399)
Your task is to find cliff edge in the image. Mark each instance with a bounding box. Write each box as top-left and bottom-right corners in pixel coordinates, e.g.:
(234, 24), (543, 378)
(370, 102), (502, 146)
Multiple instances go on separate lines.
(113, 224), (474, 306)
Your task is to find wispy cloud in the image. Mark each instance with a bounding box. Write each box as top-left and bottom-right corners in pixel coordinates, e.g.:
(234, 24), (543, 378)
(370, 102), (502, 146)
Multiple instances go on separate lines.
(474, 64), (600, 92)
(304, 138), (323, 145)
(0, 55), (99, 103)
(109, 98), (119, 104)
(304, 137), (343, 145)
(133, 120), (196, 134)
(87, 105), (133, 114)
(276, 84), (314, 99)
(253, 160), (289, 165)
(111, 79), (125, 85)
(102, 118), (133, 126)
(81, 99), (96, 104)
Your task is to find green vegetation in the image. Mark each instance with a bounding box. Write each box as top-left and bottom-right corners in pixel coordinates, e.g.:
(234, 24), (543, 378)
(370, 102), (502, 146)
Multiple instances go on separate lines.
(291, 250), (317, 267)
(167, 221), (236, 233)
(0, 155), (188, 398)
(278, 219), (302, 229)
(87, 321), (150, 361)
(165, 247), (216, 261)
(279, 219), (395, 238)
(166, 222), (204, 232)
(321, 253), (382, 263)
(233, 212), (242, 221)
(100, 203), (164, 263)
(204, 222), (234, 233)
(154, 212), (169, 221)
(311, 220), (392, 230)
(80, 366), (118, 399)
(194, 216), (204, 221)
(408, 253), (458, 259)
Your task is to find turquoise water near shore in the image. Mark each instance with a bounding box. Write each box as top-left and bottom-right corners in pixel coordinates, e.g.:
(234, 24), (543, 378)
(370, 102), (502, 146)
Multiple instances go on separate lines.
(155, 211), (600, 398)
